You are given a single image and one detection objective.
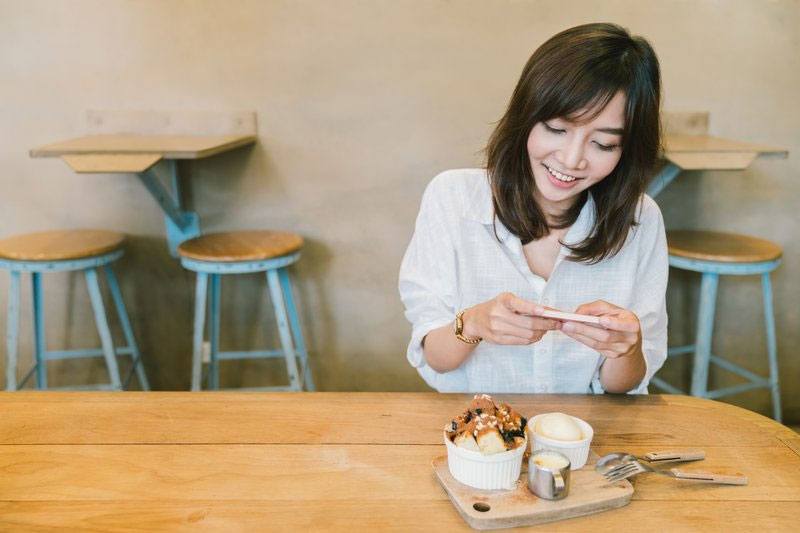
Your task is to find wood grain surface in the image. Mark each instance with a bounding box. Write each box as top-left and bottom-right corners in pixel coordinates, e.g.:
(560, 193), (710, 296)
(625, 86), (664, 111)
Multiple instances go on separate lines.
(29, 134), (256, 160)
(0, 393), (796, 531)
(177, 231), (303, 262)
(61, 153), (163, 173)
(667, 230), (783, 263)
(0, 230), (125, 261)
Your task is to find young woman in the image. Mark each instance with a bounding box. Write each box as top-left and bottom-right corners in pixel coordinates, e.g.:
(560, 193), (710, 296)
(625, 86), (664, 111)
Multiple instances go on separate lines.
(399, 23), (667, 394)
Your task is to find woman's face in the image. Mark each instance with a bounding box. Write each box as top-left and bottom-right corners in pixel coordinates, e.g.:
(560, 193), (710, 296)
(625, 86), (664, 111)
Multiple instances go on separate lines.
(527, 90), (626, 214)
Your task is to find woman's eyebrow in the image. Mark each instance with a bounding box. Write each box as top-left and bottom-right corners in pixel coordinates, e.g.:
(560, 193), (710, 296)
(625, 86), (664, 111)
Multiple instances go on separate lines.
(595, 127), (624, 135)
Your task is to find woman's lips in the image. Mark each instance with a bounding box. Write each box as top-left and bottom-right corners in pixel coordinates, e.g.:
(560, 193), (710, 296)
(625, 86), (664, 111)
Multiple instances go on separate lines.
(543, 164), (581, 189)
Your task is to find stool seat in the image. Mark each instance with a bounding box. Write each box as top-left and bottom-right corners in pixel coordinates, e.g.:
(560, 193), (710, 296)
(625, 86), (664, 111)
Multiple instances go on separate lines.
(0, 230), (125, 261)
(178, 231), (303, 262)
(667, 230), (782, 263)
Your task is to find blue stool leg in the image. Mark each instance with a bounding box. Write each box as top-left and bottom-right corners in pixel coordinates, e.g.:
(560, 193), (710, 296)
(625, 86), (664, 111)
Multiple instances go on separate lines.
(690, 272), (719, 398)
(209, 274), (221, 390)
(266, 269), (301, 391)
(191, 273), (209, 391)
(104, 265), (150, 391)
(85, 268), (122, 390)
(6, 271), (21, 391)
(761, 272), (781, 422)
(32, 272), (47, 389)
(278, 268), (314, 391)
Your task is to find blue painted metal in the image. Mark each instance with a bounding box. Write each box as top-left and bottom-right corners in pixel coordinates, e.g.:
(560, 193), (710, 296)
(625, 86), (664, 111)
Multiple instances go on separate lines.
(669, 255), (781, 275)
(648, 376), (683, 395)
(654, 253), (783, 421)
(5, 271), (20, 391)
(209, 273), (221, 390)
(690, 273), (718, 397)
(104, 265), (150, 391)
(32, 273), (47, 389)
(45, 347), (134, 359)
(85, 268), (122, 390)
(17, 366), (35, 389)
(266, 269), (301, 391)
(180, 253), (300, 275)
(761, 272), (781, 422)
(183, 252), (312, 391)
(279, 268), (314, 391)
(0, 250), (123, 273)
(216, 350), (284, 360)
(647, 162), (682, 198)
(137, 161), (201, 256)
(191, 272), (208, 391)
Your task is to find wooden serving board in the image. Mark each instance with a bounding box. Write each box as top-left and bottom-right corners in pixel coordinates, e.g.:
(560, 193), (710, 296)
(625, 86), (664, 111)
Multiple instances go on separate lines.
(432, 453), (633, 530)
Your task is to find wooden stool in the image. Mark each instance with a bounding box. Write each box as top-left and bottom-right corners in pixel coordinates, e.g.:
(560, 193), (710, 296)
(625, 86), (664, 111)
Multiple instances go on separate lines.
(651, 230), (782, 421)
(0, 230), (149, 391)
(178, 231), (314, 391)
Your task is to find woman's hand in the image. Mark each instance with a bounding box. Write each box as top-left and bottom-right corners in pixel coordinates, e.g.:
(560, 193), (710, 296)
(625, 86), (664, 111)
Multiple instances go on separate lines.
(462, 292), (561, 345)
(559, 300), (641, 359)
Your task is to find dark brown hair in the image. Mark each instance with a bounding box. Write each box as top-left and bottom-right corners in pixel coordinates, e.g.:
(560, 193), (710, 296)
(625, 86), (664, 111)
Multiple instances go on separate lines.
(486, 22), (661, 263)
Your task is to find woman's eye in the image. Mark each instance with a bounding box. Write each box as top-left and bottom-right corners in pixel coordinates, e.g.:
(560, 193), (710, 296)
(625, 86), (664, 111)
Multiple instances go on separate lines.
(594, 141), (619, 152)
(543, 123), (565, 134)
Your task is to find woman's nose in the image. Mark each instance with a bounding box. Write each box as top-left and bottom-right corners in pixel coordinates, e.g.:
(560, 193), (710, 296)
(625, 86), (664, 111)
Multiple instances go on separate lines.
(559, 139), (588, 171)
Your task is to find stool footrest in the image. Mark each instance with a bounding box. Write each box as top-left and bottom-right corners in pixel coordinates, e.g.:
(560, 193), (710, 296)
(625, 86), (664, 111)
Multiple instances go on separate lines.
(216, 385), (298, 392)
(706, 381), (771, 400)
(653, 353), (772, 398)
(44, 347), (134, 360)
(43, 384), (120, 391)
(708, 355), (767, 384)
(667, 345), (696, 357)
(648, 377), (684, 394)
(216, 350), (293, 361)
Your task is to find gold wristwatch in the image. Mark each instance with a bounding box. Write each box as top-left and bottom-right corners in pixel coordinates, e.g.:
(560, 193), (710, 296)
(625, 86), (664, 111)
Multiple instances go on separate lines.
(454, 310), (482, 344)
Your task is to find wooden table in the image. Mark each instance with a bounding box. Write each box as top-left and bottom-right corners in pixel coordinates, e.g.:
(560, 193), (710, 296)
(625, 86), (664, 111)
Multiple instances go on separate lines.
(29, 111), (257, 255)
(0, 393), (797, 531)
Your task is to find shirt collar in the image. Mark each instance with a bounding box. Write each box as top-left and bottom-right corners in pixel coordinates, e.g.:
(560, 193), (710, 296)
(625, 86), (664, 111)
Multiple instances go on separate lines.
(465, 173), (597, 246)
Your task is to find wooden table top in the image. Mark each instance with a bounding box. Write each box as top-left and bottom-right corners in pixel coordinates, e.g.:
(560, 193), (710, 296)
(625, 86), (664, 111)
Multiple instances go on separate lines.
(0, 392), (797, 531)
(29, 133), (257, 173)
(662, 133), (787, 170)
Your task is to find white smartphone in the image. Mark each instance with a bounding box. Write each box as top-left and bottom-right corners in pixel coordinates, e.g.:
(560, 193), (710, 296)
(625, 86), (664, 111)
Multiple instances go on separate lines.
(537, 308), (602, 325)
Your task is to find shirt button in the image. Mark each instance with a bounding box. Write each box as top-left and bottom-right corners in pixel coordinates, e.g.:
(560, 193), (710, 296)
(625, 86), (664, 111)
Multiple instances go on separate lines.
(542, 298), (551, 305)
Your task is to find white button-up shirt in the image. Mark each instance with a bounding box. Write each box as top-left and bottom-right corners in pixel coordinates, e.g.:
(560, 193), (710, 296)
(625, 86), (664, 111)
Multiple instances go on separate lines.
(398, 168), (668, 394)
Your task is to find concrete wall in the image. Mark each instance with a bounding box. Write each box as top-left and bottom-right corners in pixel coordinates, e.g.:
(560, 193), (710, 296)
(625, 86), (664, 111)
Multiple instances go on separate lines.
(1, 1), (797, 421)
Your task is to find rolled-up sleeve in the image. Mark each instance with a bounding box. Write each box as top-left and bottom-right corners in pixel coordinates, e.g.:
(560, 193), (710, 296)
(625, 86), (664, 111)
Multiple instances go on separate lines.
(628, 197), (669, 394)
(398, 176), (458, 374)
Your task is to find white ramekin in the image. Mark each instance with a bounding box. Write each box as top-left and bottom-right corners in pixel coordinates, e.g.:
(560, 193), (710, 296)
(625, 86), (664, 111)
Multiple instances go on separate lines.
(528, 414), (594, 470)
(444, 432), (526, 490)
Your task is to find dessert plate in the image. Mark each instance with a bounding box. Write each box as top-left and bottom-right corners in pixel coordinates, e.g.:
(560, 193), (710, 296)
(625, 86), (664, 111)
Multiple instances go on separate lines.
(432, 451), (632, 530)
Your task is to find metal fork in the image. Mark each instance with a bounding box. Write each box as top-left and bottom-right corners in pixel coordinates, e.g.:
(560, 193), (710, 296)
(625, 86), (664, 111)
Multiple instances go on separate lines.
(603, 459), (748, 485)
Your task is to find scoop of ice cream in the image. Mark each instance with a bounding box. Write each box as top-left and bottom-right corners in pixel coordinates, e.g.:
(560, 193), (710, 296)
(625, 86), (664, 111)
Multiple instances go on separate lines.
(533, 412), (583, 441)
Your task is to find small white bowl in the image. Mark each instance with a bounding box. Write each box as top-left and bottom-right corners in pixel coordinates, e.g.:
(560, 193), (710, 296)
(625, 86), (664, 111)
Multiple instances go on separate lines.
(528, 414), (593, 470)
(444, 432), (526, 490)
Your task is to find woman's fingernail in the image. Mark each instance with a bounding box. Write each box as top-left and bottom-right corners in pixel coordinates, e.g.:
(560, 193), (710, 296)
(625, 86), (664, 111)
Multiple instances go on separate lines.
(562, 322), (574, 332)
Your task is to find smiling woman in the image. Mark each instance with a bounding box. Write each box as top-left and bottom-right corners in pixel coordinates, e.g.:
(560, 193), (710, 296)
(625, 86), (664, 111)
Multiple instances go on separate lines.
(399, 23), (667, 396)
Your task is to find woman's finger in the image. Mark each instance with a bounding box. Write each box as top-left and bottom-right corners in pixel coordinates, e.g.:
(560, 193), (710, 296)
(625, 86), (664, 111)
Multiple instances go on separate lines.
(503, 293), (541, 316)
(490, 321), (544, 342)
(598, 315), (640, 333)
(503, 312), (561, 332)
(561, 329), (606, 351)
(574, 300), (618, 315)
(561, 321), (617, 343)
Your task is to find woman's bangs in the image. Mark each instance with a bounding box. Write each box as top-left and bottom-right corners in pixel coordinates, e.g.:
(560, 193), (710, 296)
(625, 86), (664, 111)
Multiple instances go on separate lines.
(541, 75), (620, 125)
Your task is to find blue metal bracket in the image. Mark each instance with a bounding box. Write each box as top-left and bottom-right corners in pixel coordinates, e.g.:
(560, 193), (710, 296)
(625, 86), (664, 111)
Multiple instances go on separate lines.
(647, 162), (682, 198)
(136, 160), (200, 256)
